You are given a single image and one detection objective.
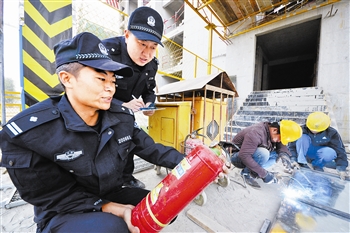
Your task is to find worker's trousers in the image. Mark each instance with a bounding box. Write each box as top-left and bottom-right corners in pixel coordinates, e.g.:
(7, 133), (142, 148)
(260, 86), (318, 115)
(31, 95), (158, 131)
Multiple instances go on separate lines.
(294, 134), (337, 169)
(231, 147), (278, 173)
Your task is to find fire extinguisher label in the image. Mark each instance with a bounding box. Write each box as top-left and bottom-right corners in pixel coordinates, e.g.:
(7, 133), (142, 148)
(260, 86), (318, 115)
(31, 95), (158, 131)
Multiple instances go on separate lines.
(172, 157), (191, 179)
(150, 183), (163, 204)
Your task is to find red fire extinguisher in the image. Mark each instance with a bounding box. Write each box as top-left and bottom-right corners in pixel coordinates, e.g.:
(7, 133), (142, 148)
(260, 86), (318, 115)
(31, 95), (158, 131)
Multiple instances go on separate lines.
(183, 128), (206, 155)
(131, 144), (224, 233)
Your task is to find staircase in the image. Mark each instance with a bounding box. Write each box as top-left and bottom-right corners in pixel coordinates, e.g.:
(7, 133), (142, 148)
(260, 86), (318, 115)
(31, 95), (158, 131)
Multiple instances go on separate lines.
(225, 87), (330, 140)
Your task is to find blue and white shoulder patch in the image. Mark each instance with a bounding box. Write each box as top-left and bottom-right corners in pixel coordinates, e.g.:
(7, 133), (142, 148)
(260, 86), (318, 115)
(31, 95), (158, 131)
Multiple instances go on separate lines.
(134, 122), (141, 129)
(4, 108), (60, 138)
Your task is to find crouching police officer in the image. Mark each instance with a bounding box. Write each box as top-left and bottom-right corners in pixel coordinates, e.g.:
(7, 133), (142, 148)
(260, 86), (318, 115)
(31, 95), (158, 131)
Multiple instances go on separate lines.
(0, 32), (230, 233)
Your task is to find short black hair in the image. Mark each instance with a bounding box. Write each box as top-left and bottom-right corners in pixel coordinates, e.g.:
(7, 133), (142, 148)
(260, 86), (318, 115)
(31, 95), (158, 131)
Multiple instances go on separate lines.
(268, 122), (281, 134)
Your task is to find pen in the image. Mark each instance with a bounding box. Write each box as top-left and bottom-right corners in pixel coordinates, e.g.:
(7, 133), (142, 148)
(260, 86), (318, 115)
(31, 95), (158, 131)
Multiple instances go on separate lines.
(132, 95), (137, 99)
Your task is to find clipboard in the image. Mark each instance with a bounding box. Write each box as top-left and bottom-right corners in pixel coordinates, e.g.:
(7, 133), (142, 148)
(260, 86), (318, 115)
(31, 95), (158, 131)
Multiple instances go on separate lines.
(139, 107), (165, 111)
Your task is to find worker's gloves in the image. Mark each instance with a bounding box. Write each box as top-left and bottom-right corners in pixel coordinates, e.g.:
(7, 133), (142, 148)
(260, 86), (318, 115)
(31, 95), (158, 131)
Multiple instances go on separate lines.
(277, 153), (294, 174)
(291, 161), (300, 170)
(262, 171), (278, 184)
(336, 166), (348, 180)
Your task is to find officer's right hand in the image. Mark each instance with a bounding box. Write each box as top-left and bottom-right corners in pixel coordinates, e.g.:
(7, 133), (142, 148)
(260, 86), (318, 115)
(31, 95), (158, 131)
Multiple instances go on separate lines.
(123, 99), (145, 112)
(262, 171), (278, 184)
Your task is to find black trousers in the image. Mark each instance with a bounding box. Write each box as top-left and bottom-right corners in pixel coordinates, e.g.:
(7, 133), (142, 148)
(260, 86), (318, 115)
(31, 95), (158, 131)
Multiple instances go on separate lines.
(40, 188), (149, 233)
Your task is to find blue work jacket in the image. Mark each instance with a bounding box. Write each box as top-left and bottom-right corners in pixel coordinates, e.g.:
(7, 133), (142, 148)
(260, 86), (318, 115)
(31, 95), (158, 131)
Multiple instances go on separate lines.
(288, 125), (348, 170)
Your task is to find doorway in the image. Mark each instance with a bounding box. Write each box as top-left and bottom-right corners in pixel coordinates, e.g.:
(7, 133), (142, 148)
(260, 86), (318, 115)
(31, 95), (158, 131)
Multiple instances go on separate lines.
(254, 18), (321, 90)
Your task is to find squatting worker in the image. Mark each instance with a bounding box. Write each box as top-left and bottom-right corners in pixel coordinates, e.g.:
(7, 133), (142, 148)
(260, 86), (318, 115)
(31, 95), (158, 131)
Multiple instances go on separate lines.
(0, 32), (229, 233)
(102, 6), (164, 189)
(230, 120), (302, 189)
(288, 111), (348, 180)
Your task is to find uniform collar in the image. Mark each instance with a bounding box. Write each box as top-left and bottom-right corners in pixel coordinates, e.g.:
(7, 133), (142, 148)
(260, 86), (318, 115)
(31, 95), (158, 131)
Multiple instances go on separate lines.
(57, 95), (120, 132)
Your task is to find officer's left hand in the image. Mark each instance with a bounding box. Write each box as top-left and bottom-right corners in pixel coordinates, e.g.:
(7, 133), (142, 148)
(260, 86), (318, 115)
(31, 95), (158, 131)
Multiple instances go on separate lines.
(123, 206), (140, 233)
(143, 102), (155, 116)
(143, 110), (155, 116)
(102, 202), (140, 233)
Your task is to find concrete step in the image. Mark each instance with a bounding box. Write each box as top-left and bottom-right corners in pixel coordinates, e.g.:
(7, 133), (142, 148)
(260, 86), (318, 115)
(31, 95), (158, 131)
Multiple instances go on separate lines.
(224, 87), (329, 140)
(243, 99), (327, 106)
(231, 115), (307, 124)
(246, 95), (325, 102)
(250, 87), (323, 96)
(239, 105), (328, 112)
(236, 110), (318, 118)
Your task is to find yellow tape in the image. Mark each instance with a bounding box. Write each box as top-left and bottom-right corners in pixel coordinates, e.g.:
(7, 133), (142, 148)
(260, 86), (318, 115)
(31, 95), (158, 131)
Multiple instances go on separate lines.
(145, 193), (167, 228)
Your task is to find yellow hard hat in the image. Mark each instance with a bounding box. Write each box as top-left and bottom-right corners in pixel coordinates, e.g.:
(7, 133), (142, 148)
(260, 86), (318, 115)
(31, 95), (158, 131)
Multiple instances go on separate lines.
(280, 120), (302, 145)
(306, 112), (330, 132)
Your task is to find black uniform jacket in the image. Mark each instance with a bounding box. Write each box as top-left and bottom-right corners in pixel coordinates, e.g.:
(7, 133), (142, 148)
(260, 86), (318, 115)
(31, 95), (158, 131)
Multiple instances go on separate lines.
(102, 36), (157, 104)
(0, 95), (184, 227)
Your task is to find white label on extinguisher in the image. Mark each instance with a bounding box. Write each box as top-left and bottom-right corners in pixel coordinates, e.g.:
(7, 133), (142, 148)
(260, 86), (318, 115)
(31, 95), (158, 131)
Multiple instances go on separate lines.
(150, 183), (163, 204)
(172, 157), (191, 179)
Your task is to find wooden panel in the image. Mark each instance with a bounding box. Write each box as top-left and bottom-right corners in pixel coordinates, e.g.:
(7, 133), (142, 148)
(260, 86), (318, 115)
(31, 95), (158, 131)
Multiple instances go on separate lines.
(208, 0), (238, 24)
(249, 0), (260, 12)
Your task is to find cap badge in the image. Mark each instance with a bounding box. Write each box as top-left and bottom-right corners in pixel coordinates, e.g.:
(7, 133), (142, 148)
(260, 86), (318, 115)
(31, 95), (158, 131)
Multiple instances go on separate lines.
(98, 43), (109, 55)
(147, 16), (156, 27)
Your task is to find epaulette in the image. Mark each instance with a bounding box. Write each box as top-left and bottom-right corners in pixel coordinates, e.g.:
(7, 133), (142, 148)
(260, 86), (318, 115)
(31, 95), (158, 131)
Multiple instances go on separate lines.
(153, 57), (159, 65)
(4, 107), (61, 138)
(109, 104), (134, 116)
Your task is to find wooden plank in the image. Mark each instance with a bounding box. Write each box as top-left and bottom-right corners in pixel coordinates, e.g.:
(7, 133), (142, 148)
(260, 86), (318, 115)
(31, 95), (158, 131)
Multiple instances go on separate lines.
(186, 208), (233, 233)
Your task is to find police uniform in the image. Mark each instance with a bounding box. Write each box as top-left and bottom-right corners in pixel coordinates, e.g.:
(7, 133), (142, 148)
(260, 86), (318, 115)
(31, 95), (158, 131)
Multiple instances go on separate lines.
(0, 95), (184, 231)
(102, 36), (158, 105)
(102, 36), (159, 186)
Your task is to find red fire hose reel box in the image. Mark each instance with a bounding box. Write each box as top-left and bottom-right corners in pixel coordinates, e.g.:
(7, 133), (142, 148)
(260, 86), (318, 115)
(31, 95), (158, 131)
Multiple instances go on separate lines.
(131, 144), (224, 233)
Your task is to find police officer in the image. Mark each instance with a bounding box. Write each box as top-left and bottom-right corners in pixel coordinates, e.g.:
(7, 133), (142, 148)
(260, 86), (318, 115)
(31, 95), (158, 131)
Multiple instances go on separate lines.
(0, 32), (186, 233)
(102, 7), (164, 188)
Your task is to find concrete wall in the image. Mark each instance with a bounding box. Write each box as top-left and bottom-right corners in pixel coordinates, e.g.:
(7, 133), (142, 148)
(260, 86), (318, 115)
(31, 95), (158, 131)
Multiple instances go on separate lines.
(225, 1), (350, 142)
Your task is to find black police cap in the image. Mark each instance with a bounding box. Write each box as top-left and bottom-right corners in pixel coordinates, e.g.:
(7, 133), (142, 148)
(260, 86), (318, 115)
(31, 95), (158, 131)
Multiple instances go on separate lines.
(128, 7), (164, 46)
(54, 32), (133, 77)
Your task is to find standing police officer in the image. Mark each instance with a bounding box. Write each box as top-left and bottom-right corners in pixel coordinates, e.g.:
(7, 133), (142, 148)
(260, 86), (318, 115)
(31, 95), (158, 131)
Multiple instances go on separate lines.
(0, 32), (186, 233)
(102, 7), (164, 188)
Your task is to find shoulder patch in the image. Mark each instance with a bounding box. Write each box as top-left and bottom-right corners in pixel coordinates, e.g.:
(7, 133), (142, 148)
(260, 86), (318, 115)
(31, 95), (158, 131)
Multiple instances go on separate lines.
(109, 104), (134, 116)
(134, 121), (141, 129)
(153, 57), (159, 65)
(4, 107), (61, 138)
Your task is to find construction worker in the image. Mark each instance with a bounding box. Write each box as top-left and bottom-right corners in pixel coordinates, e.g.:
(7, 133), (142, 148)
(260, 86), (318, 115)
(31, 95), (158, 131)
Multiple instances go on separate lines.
(288, 112), (349, 180)
(102, 7), (163, 188)
(230, 120), (302, 188)
(0, 32), (230, 232)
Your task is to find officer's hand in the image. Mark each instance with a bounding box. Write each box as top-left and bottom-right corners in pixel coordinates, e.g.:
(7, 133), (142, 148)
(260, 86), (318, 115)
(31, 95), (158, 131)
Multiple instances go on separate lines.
(262, 171), (278, 184)
(102, 202), (140, 233)
(336, 166), (348, 180)
(123, 206), (140, 233)
(143, 102), (155, 116)
(123, 99), (145, 112)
